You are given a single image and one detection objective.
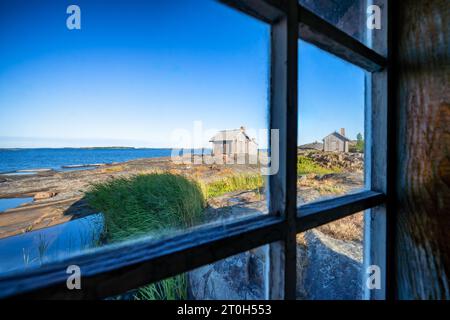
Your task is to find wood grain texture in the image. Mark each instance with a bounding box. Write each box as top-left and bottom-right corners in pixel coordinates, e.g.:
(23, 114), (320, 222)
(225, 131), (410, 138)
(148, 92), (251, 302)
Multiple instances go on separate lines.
(395, 0), (450, 299)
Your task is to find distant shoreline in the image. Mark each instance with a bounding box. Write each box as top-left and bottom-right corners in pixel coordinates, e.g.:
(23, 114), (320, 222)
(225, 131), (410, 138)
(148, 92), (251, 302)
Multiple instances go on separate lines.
(0, 148), (212, 175)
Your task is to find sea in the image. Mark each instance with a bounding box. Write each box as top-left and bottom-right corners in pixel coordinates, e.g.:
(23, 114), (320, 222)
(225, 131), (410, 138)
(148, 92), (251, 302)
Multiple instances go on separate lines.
(0, 148), (207, 174)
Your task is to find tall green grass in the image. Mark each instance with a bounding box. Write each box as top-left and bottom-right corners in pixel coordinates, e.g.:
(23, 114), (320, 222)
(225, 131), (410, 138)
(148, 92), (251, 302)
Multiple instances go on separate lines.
(86, 173), (205, 242)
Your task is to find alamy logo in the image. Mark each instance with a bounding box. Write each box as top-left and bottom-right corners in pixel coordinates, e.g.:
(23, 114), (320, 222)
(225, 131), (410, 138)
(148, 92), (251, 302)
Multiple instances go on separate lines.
(367, 5), (381, 30)
(66, 5), (81, 30)
(66, 265), (81, 290)
(366, 265), (381, 290)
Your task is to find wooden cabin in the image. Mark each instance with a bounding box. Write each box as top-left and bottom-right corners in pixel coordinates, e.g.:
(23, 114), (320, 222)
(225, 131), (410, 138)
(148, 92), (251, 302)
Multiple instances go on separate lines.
(209, 126), (257, 158)
(323, 128), (350, 152)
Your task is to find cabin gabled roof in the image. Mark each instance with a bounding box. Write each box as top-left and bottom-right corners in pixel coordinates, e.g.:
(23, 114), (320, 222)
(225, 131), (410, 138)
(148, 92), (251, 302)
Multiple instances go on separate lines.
(323, 131), (351, 142)
(210, 129), (257, 144)
(210, 129), (243, 142)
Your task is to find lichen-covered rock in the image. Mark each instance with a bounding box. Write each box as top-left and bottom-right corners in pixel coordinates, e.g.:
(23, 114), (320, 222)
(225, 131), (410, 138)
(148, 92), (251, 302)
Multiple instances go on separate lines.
(188, 247), (266, 300)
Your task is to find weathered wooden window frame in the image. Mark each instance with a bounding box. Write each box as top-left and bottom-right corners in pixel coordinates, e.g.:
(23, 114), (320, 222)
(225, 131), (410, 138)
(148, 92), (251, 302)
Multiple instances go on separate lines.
(0, 0), (390, 300)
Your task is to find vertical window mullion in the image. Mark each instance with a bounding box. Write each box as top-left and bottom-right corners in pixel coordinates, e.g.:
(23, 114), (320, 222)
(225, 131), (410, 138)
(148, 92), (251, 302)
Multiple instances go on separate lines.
(363, 0), (390, 300)
(268, 0), (298, 300)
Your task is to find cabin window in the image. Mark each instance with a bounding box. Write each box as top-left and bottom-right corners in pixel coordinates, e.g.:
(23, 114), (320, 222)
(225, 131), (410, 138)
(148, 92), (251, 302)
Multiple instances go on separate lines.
(0, 0), (389, 300)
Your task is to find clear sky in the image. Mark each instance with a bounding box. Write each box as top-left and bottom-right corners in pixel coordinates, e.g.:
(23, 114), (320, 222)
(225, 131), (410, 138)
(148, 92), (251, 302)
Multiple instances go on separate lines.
(298, 40), (365, 144)
(0, 0), (364, 148)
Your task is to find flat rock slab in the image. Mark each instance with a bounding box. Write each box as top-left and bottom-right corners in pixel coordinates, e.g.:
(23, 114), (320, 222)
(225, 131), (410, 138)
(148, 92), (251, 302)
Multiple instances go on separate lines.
(298, 229), (363, 300)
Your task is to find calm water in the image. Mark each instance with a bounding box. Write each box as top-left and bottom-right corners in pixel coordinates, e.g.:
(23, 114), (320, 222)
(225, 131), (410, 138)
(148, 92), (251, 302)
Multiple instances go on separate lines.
(0, 148), (193, 174)
(0, 214), (104, 273)
(0, 197), (33, 212)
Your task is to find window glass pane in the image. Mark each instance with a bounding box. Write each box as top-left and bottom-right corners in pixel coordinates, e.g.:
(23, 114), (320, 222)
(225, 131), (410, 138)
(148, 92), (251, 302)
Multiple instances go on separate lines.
(297, 212), (364, 299)
(110, 244), (269, 300)
(299, 0), (387, 56)
(0, 0), (270, 276)
(297, 40), (366, 205)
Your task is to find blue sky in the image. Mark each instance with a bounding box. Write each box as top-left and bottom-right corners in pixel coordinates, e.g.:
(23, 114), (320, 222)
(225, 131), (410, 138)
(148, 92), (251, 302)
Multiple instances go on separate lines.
(0, 0), (364, 148)
(298, 40), (365, 144)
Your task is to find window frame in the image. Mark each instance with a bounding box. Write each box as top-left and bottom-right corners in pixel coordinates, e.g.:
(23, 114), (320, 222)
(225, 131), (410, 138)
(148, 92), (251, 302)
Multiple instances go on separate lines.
(0, 0), (390, 300)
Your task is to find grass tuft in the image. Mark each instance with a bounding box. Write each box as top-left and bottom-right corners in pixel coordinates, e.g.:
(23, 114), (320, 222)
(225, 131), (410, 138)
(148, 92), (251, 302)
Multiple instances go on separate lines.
(134, 274), (188, 300)
(86, 173), (205, 243)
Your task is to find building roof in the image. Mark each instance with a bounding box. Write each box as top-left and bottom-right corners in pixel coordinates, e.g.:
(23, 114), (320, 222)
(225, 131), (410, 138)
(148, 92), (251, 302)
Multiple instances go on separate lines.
(209, 128), (257, 144)
(323, 131), (351, 142)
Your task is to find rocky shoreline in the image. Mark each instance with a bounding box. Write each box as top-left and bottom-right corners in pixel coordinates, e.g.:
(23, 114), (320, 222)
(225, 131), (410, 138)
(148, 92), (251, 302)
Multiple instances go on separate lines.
(0, 156), (261, 239)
